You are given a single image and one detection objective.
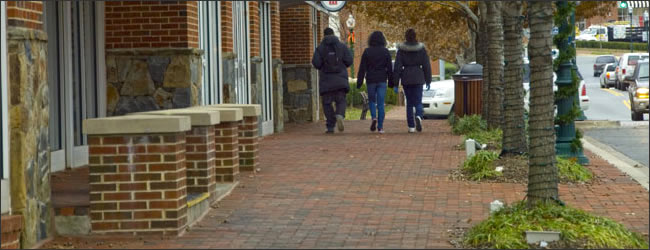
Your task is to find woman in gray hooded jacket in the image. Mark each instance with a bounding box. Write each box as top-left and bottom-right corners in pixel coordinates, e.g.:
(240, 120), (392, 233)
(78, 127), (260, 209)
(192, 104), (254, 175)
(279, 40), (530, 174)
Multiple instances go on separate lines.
(390, 29), (432, 133)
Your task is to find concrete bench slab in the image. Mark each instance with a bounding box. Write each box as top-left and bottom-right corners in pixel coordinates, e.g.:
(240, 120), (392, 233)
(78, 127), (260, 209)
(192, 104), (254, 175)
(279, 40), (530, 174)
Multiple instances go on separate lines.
(205, 104), (261, 117)
(83, 115), (190, 135)
(129, 109), (221, 126)
(190, 106), (243, 122)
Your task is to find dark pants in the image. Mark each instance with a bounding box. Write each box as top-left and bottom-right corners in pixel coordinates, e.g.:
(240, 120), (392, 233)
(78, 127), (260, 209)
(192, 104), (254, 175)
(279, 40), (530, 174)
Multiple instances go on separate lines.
(322, 90), (347, 130)
(404, 84), (424, 128)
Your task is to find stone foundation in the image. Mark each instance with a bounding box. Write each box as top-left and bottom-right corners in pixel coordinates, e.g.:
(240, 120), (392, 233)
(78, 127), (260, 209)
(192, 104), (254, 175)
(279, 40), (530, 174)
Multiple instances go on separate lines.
(106, 48), (203, 116)
(7, 27), (52, 248)
(282, 64), (318, 123)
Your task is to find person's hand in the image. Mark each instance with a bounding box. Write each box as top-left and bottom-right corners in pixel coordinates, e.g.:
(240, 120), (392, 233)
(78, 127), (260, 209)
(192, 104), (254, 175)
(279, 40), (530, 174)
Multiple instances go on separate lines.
(426, 84), (430, 91)
(393, 87), (399, 94)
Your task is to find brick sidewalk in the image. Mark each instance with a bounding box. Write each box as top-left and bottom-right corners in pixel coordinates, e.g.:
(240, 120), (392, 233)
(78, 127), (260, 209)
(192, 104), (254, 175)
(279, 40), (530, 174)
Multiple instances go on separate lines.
(43, 118), (649, 249)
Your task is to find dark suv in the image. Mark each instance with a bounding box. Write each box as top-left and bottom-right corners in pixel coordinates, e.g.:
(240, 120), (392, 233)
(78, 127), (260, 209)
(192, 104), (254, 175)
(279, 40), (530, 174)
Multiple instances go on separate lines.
(593, 55), (617, 77)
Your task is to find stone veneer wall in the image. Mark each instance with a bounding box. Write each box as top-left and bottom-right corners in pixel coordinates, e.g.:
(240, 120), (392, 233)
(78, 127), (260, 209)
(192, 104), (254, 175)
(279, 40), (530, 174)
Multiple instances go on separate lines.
(7, 27), (52, 248)
(106, 48), (203, 116)
(282, 64), (318, 123)
(272, 59), (284, 132)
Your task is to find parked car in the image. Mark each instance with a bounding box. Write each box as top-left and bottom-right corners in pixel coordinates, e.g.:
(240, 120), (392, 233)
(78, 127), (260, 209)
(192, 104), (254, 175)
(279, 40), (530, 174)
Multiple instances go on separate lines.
(422, 79), (454, 118)
(523, 64), (589, 113)
(593, 55), (617, 77)
(599, 63), (618, 88)
(627, 60), (649, 121)
(616, 53), (649, 90)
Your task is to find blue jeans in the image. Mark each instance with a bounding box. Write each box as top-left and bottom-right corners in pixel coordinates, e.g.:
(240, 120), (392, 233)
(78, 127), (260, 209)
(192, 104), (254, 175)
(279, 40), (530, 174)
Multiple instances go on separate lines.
(404, 84), (424, 128)
(366, 82), (387, 129)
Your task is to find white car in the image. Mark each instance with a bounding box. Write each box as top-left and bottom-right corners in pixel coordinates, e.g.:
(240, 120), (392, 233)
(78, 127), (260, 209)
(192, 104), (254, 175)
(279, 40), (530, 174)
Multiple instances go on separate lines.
(422, 79), (454, 117)
(523, 64), (589, 113)
(616, 53), (649, 90)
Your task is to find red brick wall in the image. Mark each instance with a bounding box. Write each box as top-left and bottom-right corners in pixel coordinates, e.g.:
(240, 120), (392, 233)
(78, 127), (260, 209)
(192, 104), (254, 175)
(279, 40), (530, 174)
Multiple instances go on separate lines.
(271, 2), (281, 59)
(221, 2), (233, 53)
(280, 6), (313, 65)
(1, 215), (23, 249)
(249, 2), (260, 57)
(6, 1), (43, 30)
(105, 1), (199, 49)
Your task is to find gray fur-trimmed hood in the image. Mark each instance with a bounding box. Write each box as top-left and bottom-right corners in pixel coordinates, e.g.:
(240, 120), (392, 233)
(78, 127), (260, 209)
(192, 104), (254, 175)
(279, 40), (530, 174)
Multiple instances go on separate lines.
(397, 42), (425, 52)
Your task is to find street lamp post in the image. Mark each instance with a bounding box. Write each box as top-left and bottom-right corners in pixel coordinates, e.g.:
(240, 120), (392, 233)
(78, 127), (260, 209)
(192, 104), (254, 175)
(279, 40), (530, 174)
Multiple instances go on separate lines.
(629, 6), (634, 52)
(346, 14), (355, 77)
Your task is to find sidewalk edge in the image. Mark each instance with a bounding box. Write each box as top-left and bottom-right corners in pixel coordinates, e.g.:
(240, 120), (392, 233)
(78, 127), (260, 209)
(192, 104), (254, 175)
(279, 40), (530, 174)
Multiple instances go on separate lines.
(582, 136), (649, 191)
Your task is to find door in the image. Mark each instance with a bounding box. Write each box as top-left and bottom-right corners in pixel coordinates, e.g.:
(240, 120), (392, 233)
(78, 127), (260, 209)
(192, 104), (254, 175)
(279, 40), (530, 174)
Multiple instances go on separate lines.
(199, 1), (222, 105)
(259, 1), (274, 135)
(45, 1), (105, 171)
(232, 1), (251, 104)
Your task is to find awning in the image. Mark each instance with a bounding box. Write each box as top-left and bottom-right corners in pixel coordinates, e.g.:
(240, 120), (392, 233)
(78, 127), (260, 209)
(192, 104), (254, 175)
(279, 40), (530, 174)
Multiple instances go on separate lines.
(628, 1), (649, 8)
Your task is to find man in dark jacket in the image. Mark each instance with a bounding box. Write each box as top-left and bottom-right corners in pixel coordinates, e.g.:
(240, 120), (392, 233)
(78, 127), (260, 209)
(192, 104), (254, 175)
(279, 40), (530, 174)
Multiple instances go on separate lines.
(312, 27), (353, 133)
(391, 29), (431, 133)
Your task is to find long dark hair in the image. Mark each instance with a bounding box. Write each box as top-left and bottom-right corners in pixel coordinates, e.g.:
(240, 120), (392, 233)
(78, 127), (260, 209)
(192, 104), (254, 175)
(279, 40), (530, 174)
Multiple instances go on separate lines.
(368, 31), (387, 47)
(405, 29), (417, 44)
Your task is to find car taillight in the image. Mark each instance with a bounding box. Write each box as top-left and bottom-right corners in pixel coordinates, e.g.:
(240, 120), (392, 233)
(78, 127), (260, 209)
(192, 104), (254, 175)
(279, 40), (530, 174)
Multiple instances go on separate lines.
(606, 72), (610, 79)
(623, 68), (626, 75)
(593, 64), (597, 69)
(581, 84), (586, 96)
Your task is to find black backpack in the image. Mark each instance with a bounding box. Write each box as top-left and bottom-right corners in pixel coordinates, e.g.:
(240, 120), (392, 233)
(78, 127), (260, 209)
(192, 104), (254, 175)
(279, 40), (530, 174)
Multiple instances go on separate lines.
(321, 44), (341, 73)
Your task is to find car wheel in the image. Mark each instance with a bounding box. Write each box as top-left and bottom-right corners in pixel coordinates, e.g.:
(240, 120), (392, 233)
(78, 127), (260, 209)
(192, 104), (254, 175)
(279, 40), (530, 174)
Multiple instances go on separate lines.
(631, 111), (643, 121)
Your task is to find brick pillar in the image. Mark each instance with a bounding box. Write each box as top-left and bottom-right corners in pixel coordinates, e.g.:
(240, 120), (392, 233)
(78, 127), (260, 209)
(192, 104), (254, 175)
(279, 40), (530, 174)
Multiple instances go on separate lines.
(1, 215), (23, 249)
(88, 133), (188, 236)
(214, 122), (240, 182)
(238, 116), (260, 172)
(184, 126), (216, 197)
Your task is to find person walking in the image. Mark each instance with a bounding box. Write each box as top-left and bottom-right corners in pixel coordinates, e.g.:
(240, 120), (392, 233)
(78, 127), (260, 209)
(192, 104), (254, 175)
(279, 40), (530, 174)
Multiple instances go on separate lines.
(356, 31), (393, 134)
(312, 27), (354, 134)
(390, 29), (431, 133)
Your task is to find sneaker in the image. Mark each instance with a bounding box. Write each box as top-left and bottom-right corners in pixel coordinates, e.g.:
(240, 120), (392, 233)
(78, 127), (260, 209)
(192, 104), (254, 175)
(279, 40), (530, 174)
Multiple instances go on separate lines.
(408, 127), (416, 133)
(415, 116), (423, 132)
(370, 119), (377, 132)
(325, 129), (334, 134)
(378, 128), (385, 134)
(336, 115), (345, 132)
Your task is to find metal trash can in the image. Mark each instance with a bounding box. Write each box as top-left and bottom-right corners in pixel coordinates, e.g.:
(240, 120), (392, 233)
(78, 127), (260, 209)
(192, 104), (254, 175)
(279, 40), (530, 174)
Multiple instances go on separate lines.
(452, 63), (484, 117)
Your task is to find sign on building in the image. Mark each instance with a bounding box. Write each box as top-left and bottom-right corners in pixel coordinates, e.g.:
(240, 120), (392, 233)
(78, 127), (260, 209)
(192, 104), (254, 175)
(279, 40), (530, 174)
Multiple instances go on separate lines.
(320, 1), (346, 12)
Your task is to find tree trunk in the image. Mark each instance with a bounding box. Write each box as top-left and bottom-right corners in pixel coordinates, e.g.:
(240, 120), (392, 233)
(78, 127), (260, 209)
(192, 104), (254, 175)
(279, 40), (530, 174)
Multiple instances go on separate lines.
(526, 1), (558, 206)
(487, 1), (504, 129)
(478, 2), (490, 118)
(501, 1), (527, 156)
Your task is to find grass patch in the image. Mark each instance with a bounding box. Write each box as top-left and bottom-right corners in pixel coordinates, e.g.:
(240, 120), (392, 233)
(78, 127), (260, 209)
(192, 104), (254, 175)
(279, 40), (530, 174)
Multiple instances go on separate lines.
(464, 201), (649, 249)
(462, 151), (502, 181)
(557, 157), (593, 183)
(464, 129), (503, 150)
(451, 114), (487, 135)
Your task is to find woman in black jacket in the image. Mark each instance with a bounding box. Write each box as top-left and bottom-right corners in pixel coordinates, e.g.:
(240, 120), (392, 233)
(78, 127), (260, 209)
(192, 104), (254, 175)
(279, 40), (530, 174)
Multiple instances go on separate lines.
(391, 29), (431, 133)
(357, 31), (393, 133)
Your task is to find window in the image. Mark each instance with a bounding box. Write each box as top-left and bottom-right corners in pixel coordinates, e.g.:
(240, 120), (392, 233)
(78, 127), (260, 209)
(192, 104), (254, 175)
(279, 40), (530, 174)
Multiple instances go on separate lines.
(198, 1), (222, 105)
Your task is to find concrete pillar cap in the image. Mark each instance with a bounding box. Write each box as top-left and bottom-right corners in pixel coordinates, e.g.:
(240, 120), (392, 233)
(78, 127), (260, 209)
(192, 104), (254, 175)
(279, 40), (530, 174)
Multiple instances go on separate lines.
(189, 106), (244, 122)
(206, 104), (261, 117)
(129, 109), (221, 126)
(83, 115), (191, 135)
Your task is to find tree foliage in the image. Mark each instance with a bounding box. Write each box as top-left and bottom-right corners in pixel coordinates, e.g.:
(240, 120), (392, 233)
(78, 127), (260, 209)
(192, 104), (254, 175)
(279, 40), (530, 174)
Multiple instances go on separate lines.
(347, 1), (478, 64)
(575, 1), (617, 20)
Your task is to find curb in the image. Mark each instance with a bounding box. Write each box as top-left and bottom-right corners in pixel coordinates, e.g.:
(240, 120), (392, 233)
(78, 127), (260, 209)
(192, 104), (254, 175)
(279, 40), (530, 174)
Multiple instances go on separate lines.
(582, 136), (649, 191)
(576, 120), (649, 130)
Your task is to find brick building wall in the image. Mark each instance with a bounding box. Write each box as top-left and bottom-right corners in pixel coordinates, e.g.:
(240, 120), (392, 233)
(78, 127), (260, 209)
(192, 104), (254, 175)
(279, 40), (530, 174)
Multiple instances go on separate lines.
(249, 2), (260, 57)
(1, 215), (23, 249)
(104, 1), (199, 49)
(221, 1), (233, 53)
(280, 5), (312, 65)
(6, 1), (42, 30)
(271, 2), (281, 59)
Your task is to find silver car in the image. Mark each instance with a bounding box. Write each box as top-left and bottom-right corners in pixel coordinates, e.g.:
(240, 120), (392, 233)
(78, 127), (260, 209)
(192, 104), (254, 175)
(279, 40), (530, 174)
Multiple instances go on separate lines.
(599, 63), (617, 88)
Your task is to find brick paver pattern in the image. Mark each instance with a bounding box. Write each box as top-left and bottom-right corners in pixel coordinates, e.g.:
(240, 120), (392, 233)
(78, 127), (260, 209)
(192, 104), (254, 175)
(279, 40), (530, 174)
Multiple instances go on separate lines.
(44, 112), (649, 249)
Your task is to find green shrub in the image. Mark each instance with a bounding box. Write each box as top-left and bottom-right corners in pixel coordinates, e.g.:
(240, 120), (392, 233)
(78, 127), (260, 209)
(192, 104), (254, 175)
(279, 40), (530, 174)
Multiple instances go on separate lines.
(464, 129), (503, 150)
(445, 62), (458, 79)
(557, 156), (593, 182)
(346, 82), (398, 107)
(462, 151), (501, 181)
(464, 201), (649, 249)
(452, 115), (487, 135)
(576, 40), (648, 51)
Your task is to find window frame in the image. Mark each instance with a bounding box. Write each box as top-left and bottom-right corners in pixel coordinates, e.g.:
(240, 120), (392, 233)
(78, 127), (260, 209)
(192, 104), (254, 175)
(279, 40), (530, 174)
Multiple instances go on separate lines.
(1, 0), (12, 214)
